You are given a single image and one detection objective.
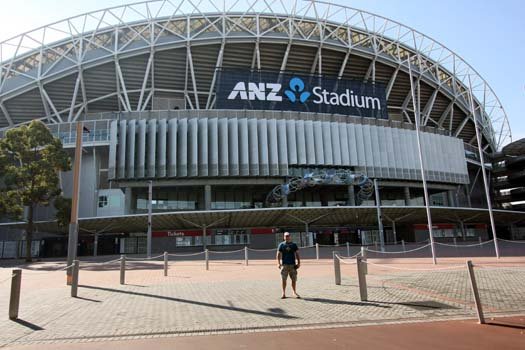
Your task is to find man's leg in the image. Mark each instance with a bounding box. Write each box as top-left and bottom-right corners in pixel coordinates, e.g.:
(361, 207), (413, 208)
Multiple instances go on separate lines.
(281, 279), (287, 298)
(291, 270), (300, 298)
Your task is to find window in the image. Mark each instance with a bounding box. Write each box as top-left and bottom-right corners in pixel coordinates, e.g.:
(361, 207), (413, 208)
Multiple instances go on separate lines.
(98, 196), (108, 208)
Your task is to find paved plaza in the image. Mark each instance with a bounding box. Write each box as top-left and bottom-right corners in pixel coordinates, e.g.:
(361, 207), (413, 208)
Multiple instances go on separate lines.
(0, 255), (524, 348)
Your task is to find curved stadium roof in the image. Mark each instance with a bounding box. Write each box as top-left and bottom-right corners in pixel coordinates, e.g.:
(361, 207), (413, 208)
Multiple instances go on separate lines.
(0, 0), (512, 152)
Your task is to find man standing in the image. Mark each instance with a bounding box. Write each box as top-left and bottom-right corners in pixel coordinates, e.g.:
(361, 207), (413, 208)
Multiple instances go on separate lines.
(277, 232), (301, 299)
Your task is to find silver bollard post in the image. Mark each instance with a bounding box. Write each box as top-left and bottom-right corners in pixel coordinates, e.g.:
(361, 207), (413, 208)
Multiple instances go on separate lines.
(453, 237), (457, 246)
(361, 246), (368, 275)
(402, 240), (406, 252)
(478, 236), (482, 250)
(205, 249), (209, 271)
(346, 242), (350, 257)
(316, 243), (319, 260)
(164, 251), (168, 277)
(244, 246), (249, 266)
(71, 260), (79, 297)
(333, 251), (341, 285)
(120, 255), (126, 285)
(466, 260), (485, 324)
(9, 269), (22, 320)
(356, 256), (368, 301)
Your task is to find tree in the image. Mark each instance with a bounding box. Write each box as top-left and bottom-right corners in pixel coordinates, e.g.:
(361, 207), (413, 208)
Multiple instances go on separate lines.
(0, 120), (71, 262)
(54, 196), (72, 228)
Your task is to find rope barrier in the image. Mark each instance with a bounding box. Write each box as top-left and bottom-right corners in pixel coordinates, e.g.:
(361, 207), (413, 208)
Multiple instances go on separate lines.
(125, 254), (165, 260)
(366, 243), (431, 254)
(80, 258), (122, 266)
(21, 263), (76, 275)
(207, 248), (246, 254)
(498, 238), (525, 244)
(335, 254), (358, 265)
(363, 260), (465, 271)
(0, 274), (14, 284)
(247, 247), (277, 252)
(434, 240), (494, 248)
(167, 251), (206, 257)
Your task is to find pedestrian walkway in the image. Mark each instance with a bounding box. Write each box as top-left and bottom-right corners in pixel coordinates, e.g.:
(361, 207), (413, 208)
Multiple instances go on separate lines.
(0, 257), (524, 347)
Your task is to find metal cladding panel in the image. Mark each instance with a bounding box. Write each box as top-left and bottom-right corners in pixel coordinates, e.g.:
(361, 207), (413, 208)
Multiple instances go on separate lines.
(322, 121), (333, 165)
(409, 130), (419, 180)
(277, 119), (288, 174)
(198, 118), (208, 176)
(296, 120), (307, 165)
(385, 126), (396, 176)
(108, 120), (118, 179)
(354, 124), (366, 168)
(313, 121), (324, 165)
(157, 119), (167, 178)
(369, 124), (381, 176)
(227, 118), (238, 176)
(378, 126), (388, 176)
(304, 120), (316, 165)
(248, 118), (259, 175)
(177, 118), (188, 177)
(391, 127), (402, 176)
(347, 123), (358, 166)
(137, 119), (146, 178)
(267, 119), (279, 175)
(218, 118), (229, 176)
(239, 118), (249, 176)
(400, 128), (411, 176)
(126, 120), (136, 178)
(286, 119), (298, 165)
(459, 141), (468, 180)
(258, 119), (269, 175)
(188, 118), (198, 176)
(208, 118), (219, 176)
(118, 120), (127, 179)
(147, 119), (157, 178)
(362, 125), (374, 177)
(331, 122), (342, 166)
(167, 118), (178, 177)
(339, 122), (350, 165)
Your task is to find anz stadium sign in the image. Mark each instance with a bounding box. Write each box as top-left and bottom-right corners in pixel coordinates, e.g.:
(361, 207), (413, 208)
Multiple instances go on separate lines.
(216, 69), (388, 119)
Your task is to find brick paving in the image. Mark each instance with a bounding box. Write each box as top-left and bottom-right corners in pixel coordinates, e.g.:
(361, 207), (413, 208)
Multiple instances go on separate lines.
(0, 256), (524, 347)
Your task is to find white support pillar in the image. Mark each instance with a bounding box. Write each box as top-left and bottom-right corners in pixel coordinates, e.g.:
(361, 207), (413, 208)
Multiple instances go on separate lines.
(408, 61), (437, 264)
(466, 76), (500, 259)
(147, 180), (153, 258)
(374, 179), (385, 252)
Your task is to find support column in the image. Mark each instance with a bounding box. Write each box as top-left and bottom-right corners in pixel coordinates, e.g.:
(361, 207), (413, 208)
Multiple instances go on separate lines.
(348, 185), (356, 206)
(404, 187), (411, 206)
(93, 232), (98, 257)
(374, 179), (385, 252)
(204, 184), (212, 211)
(147, 180), (152, 258)
(124, 187), (133, 214)
(447, 190), (455, 207)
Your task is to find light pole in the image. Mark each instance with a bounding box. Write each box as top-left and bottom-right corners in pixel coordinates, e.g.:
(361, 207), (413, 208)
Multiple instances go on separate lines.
(66, 122), (85, 284)
(147, 180), (153, 258)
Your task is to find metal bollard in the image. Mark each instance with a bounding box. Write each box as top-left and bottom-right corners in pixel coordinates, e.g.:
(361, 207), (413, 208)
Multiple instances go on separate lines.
(374, 241), (378, 250)
(244, 246), (249, 266)
(120, 255), (126, 285)
(356, 256), (368, 301)
(71, 260), (79, 297)
(333, 251), (341, 285)
(9, 269), (22, 320)
(360, 246), (368, 275)
(316, 243), (319, 260)
(205, 249), (209, 271)
(478, 236), (482, 250)
(346, 242), (350, 257)
(453, 237), (457, 246)
(402, 239), (406, 252)
(466, 260), (485, 324)
(164, 251), (168, 277)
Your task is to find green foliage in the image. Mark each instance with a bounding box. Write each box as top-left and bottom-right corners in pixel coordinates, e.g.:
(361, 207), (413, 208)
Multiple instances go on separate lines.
(0, 120), (71, 261)
(54, 196), (72, 228)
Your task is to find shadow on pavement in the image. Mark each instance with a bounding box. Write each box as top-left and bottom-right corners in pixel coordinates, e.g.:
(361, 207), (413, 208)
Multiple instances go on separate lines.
(11, 319), (44, 331)
(78, 284), (299, 319)
(302, 297), (390, 308)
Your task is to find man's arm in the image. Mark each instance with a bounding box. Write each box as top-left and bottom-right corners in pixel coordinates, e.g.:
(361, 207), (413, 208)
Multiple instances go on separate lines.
(295, 249), (301, 267)
(276, 251), (282, 268)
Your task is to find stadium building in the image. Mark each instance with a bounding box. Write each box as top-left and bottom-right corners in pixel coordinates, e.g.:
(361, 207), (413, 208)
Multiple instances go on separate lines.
(0, 0), (524, 258)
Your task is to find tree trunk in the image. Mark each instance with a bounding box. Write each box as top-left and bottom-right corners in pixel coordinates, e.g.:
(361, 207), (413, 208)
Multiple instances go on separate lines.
(25, 205), (34, 262)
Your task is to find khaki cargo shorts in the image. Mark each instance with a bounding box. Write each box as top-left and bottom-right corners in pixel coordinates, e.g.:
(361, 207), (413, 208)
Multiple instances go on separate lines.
(280, 264), (298, 282)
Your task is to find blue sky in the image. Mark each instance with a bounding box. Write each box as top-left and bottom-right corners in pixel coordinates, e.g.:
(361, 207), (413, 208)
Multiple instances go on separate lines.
(1, 0), (523, 143)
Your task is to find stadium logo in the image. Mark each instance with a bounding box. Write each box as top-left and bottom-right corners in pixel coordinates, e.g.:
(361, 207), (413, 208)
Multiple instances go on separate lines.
(284, 77), (311, 103)
(226, 76), (382, 111)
